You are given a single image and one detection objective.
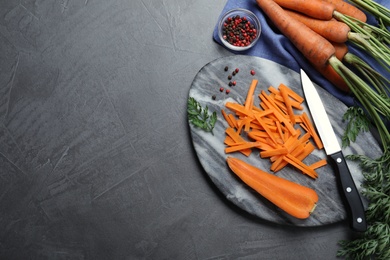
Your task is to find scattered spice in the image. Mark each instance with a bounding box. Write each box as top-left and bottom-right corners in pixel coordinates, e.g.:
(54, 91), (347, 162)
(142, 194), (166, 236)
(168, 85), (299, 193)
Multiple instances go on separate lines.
(228, 75), (232, 80)
(235, 68), (239, 73)
(250, 69), (256, 75)
(220, 87), (224, 92)
(224, 66), (229, 71)
(212, 94), (216, 100)
(232, 81), (236, 86)
(226, 89), (231, 94)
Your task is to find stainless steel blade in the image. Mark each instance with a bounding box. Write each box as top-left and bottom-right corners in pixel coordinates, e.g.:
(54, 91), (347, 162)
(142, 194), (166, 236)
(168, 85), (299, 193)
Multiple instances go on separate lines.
(300, 69), (341, 155)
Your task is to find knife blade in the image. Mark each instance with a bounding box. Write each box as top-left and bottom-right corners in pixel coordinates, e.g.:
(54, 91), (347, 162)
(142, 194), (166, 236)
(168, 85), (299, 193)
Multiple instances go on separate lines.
(300, 69), (367, 232)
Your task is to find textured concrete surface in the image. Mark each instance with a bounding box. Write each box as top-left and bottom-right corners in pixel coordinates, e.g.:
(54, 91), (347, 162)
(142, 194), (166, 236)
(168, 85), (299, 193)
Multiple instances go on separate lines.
(0, 1), (359, 259)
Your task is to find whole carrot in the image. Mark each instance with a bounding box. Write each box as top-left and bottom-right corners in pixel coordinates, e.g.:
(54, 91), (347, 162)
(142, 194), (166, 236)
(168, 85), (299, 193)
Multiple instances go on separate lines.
(323, 0), (367, 22)
(273, 0), (366, 22)
(283, 9), (350, 43)
(273, 0), (336, 20)
(332, 41), (349, 61)
(226, 157), (318, 219)
(312, 60), (350, 92)
(256, 0), (336, 69)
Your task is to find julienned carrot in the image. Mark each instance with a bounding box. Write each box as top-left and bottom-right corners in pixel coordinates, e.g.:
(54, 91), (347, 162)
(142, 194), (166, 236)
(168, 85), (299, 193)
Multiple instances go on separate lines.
(279, 84), (296, 124)
(309, 159), (328, 170)
(322, 0), (367, 22)
(273, 0), (335, 20)
(226, 157), (319, 219)
(283, 9), (351, 43)
(256, 0), (336, 69)
(222, 80), (327, 179)
(283, 153), (318, 178)
(301, 112), (324, 149)
(225, 128), (252, 156)
(245, 79), (259, 111)
(225, 141), (263, 154)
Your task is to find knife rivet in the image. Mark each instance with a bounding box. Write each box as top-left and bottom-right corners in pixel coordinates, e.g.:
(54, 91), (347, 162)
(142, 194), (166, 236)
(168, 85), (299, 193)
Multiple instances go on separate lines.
(337, 158), (342, 163)
(346, 187), (352, 193)
(357, 218), (363, 223)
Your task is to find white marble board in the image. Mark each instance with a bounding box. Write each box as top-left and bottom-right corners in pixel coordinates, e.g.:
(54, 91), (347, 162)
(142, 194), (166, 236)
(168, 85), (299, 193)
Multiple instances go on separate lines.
(188, 55), (382, 227)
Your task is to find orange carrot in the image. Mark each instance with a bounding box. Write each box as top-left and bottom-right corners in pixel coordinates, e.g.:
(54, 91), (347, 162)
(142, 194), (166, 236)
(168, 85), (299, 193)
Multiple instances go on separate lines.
(225, 141), (263, 154)
(225, 128), (252, 156)
(256, 0), (336, 69)
(283, 9), (351, 43)
(222, 80), (327, 178)
(260, 147), (289, 158)
(332, 41), (349, 61)
(301, 112), (324, 149)
(309, 159), (328, 170)
(245, 79), (259, 111)
(312, 60), (350, 92)
(279, 84), (296, 124)
(273, 0), (336, 20)
(283, 153), (318, 178)
(226, 157), (319, 219)
(221, 109), (234, 128)
(322, 0), (367, 22)
(278, 83), (304, 104)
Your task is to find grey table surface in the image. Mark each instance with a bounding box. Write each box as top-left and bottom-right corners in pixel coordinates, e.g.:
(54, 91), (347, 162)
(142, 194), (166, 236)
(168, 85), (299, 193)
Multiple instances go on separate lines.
(0, 1), (364, 259)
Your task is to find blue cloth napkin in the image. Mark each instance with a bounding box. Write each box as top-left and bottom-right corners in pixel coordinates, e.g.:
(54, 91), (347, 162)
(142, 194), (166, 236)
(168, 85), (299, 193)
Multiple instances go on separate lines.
(213, 0), (390, 107)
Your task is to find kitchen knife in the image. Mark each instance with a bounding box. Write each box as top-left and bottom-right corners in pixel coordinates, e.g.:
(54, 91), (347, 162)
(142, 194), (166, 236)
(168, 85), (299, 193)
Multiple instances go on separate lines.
(300, 69), (367, 232)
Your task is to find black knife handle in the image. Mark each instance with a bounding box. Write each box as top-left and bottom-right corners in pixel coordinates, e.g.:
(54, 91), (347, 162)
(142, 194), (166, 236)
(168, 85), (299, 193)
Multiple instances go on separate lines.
(330, 151), (367, 232)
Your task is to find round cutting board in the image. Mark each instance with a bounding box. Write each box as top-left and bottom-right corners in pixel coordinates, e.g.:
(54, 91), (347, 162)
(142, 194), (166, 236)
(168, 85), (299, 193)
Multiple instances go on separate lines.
(188, 55), (382, 227)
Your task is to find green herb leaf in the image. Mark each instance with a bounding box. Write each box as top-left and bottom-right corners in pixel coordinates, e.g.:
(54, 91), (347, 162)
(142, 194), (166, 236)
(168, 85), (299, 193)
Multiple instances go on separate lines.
(341, 106), (370, 148)
(187, 97), (217, 134)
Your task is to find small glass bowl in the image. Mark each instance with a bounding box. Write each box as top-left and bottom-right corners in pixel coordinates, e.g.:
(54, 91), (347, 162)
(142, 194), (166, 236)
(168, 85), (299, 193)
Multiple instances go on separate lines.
(218, 8), (261, 51)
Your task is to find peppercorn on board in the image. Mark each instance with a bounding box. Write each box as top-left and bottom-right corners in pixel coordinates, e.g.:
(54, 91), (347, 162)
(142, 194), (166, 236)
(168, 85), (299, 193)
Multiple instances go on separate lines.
(188, 55), (382, 226)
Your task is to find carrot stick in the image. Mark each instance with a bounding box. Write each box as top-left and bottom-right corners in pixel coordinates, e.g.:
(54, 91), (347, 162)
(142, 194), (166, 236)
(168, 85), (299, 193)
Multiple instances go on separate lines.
(222, 109), (235, 128)
(283, 9), (351, 43)
(279, 84), (296, 124)
(309, 159), (328, 170)
(301, 112), (324, 149)
(278, 83), (304, 104)
(227, 157), (318, 219)
(225, 128), (252, 156)
(245, 79), (259, 111)
(283, 153), (318, 179)
(228, 113), (238, 129)
(225, 142), (263, 154)
(260, 147), (289, 158)
(256, 0), (336, 69)
(225, 102), (254, 118)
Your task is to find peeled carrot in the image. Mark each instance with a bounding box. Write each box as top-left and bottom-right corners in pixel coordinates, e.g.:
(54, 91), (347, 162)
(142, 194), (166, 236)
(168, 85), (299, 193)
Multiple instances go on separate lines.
(226, 157), (319, 219)
(273, 0), (336, 20)
(322, 0), (367, 22)
(283, 9), (350, 43)
(256, 0), (336, 69)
